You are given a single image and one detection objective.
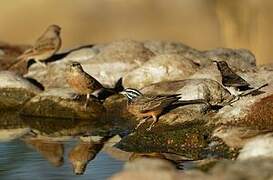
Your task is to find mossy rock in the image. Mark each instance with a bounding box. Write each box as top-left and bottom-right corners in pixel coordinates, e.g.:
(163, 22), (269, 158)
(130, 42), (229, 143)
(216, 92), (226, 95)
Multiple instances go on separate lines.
(21, 88), (106, 120)
(0, 88), (37, 109)
(116, 120), (211, 160)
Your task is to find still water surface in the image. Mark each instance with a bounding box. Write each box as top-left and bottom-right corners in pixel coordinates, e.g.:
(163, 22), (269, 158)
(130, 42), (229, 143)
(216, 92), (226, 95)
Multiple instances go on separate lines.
(0, 139), (123, 180)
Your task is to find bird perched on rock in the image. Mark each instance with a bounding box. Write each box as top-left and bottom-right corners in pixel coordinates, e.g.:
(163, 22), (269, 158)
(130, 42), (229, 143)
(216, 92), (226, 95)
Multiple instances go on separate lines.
(213, 60), (252, 91)
(16, 24), (62, 67)
(120, 88), (210, 131)
(66, 61), (123, 109)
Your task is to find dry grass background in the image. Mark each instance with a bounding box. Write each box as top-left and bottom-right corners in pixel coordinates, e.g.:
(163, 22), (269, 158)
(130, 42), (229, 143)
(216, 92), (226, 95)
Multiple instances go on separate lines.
(0, 0), (272, 64)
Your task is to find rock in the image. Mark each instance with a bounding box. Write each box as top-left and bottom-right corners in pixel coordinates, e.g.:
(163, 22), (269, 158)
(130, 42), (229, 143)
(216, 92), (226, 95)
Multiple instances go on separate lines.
(25, 46), (100, 89)
(0, 71), (42, 109)
(79, 39), (154, 86)
(111, 158), (182, 180)
(115, 120), (213, 160)
(212, 83), (273, 148)
(144, 40), (210, 66)
(0, 42), (30, 71)
(175, 158), (273, 180)
(141, 79), (233, 106)
(203, 48), (256, 71)
(238, 134), (273, 160)
(124, 158), (176, 172)
(123, 54), (199, 89)
(189, 64), (221, 82)
(112, 158), (273, 180)
(0, 128), (30, 142)
(26, 40), (154, 89)
(0, 110), (26, 128)
(20, 88), (106, 119)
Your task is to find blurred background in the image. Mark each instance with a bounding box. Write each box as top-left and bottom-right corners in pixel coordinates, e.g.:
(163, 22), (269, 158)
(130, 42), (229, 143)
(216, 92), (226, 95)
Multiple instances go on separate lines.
(0, 0), (272, 64)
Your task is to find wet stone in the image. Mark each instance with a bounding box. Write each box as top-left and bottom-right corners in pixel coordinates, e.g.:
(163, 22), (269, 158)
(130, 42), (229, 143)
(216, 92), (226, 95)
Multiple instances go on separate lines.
(115, 120), (211, 160)
(20, 88), (106, 119)
(0, 71), (42, 109)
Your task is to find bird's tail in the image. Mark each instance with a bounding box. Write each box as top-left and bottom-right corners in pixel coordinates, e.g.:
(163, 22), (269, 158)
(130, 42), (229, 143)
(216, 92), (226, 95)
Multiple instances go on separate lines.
(98, 77), (124, 100)
(175, 99), (211, 107)
(7, 49), (30, 71)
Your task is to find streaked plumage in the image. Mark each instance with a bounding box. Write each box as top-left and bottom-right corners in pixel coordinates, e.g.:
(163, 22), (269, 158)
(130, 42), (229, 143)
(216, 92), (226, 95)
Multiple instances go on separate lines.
(121, 88), (181, 131)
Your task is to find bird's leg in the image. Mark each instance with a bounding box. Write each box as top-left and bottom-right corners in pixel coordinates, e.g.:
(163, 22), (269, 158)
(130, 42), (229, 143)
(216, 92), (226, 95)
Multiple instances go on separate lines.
(135, 117), (150, 130)
(146, 115), (158, 131)
(84, 94), (90, 110)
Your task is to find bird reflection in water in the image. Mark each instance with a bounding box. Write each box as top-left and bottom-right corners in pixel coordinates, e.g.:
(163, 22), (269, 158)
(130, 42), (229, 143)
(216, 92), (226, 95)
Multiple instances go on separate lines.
(68, 136), (108, 175)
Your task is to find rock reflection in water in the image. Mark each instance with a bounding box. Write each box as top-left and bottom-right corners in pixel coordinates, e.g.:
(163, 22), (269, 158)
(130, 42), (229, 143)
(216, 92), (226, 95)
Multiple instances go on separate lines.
(0, 111), (124, 177)
(23, 138), (64, 167)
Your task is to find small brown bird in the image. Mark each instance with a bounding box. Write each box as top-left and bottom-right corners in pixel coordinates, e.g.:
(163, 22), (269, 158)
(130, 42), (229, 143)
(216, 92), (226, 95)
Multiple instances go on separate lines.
(16, 24), (62, 66)
(66, 61), (122, 109)
(120, 88), (209, 131)
(213, 60), (252, 91)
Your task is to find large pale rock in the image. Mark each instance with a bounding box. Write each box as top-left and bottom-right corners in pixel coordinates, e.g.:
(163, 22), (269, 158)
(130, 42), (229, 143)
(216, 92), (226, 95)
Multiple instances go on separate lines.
(111, 158), (182, 180)
(123, 54), (199, 89)
(26, 40), (154, 89)
(25, 47), (100, 89)
(203, 48), (256, 71)
(144, 40), (210, 66)
(238, 134), (273, 160)
(168, 158), (273, 180)
(80, 39), (154, 86)
(0, 71), (42, 109)
(20, 88), (106, 119)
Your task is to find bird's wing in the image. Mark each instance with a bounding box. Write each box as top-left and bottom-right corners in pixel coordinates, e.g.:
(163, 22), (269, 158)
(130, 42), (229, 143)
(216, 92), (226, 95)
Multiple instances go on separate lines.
(17, 38), (58, 60)
(135, 95), (179, 113)
(33, 37), (58, 52)
(83, 72), (104, 90)
(223, 74), (250, 87)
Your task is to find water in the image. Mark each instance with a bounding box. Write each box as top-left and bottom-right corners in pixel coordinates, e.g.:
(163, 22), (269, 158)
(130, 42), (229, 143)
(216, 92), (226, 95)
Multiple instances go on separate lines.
(0, 111), (127, 180)
(0, 139), (124, 180)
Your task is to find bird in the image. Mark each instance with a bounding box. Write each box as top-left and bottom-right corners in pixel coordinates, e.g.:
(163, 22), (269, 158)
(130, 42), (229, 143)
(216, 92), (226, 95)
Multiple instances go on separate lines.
(66, 61), (123, 109)
(120, 88), (210, 131)
(16, 24), (62, 67)
(213, 60), (252, 91)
